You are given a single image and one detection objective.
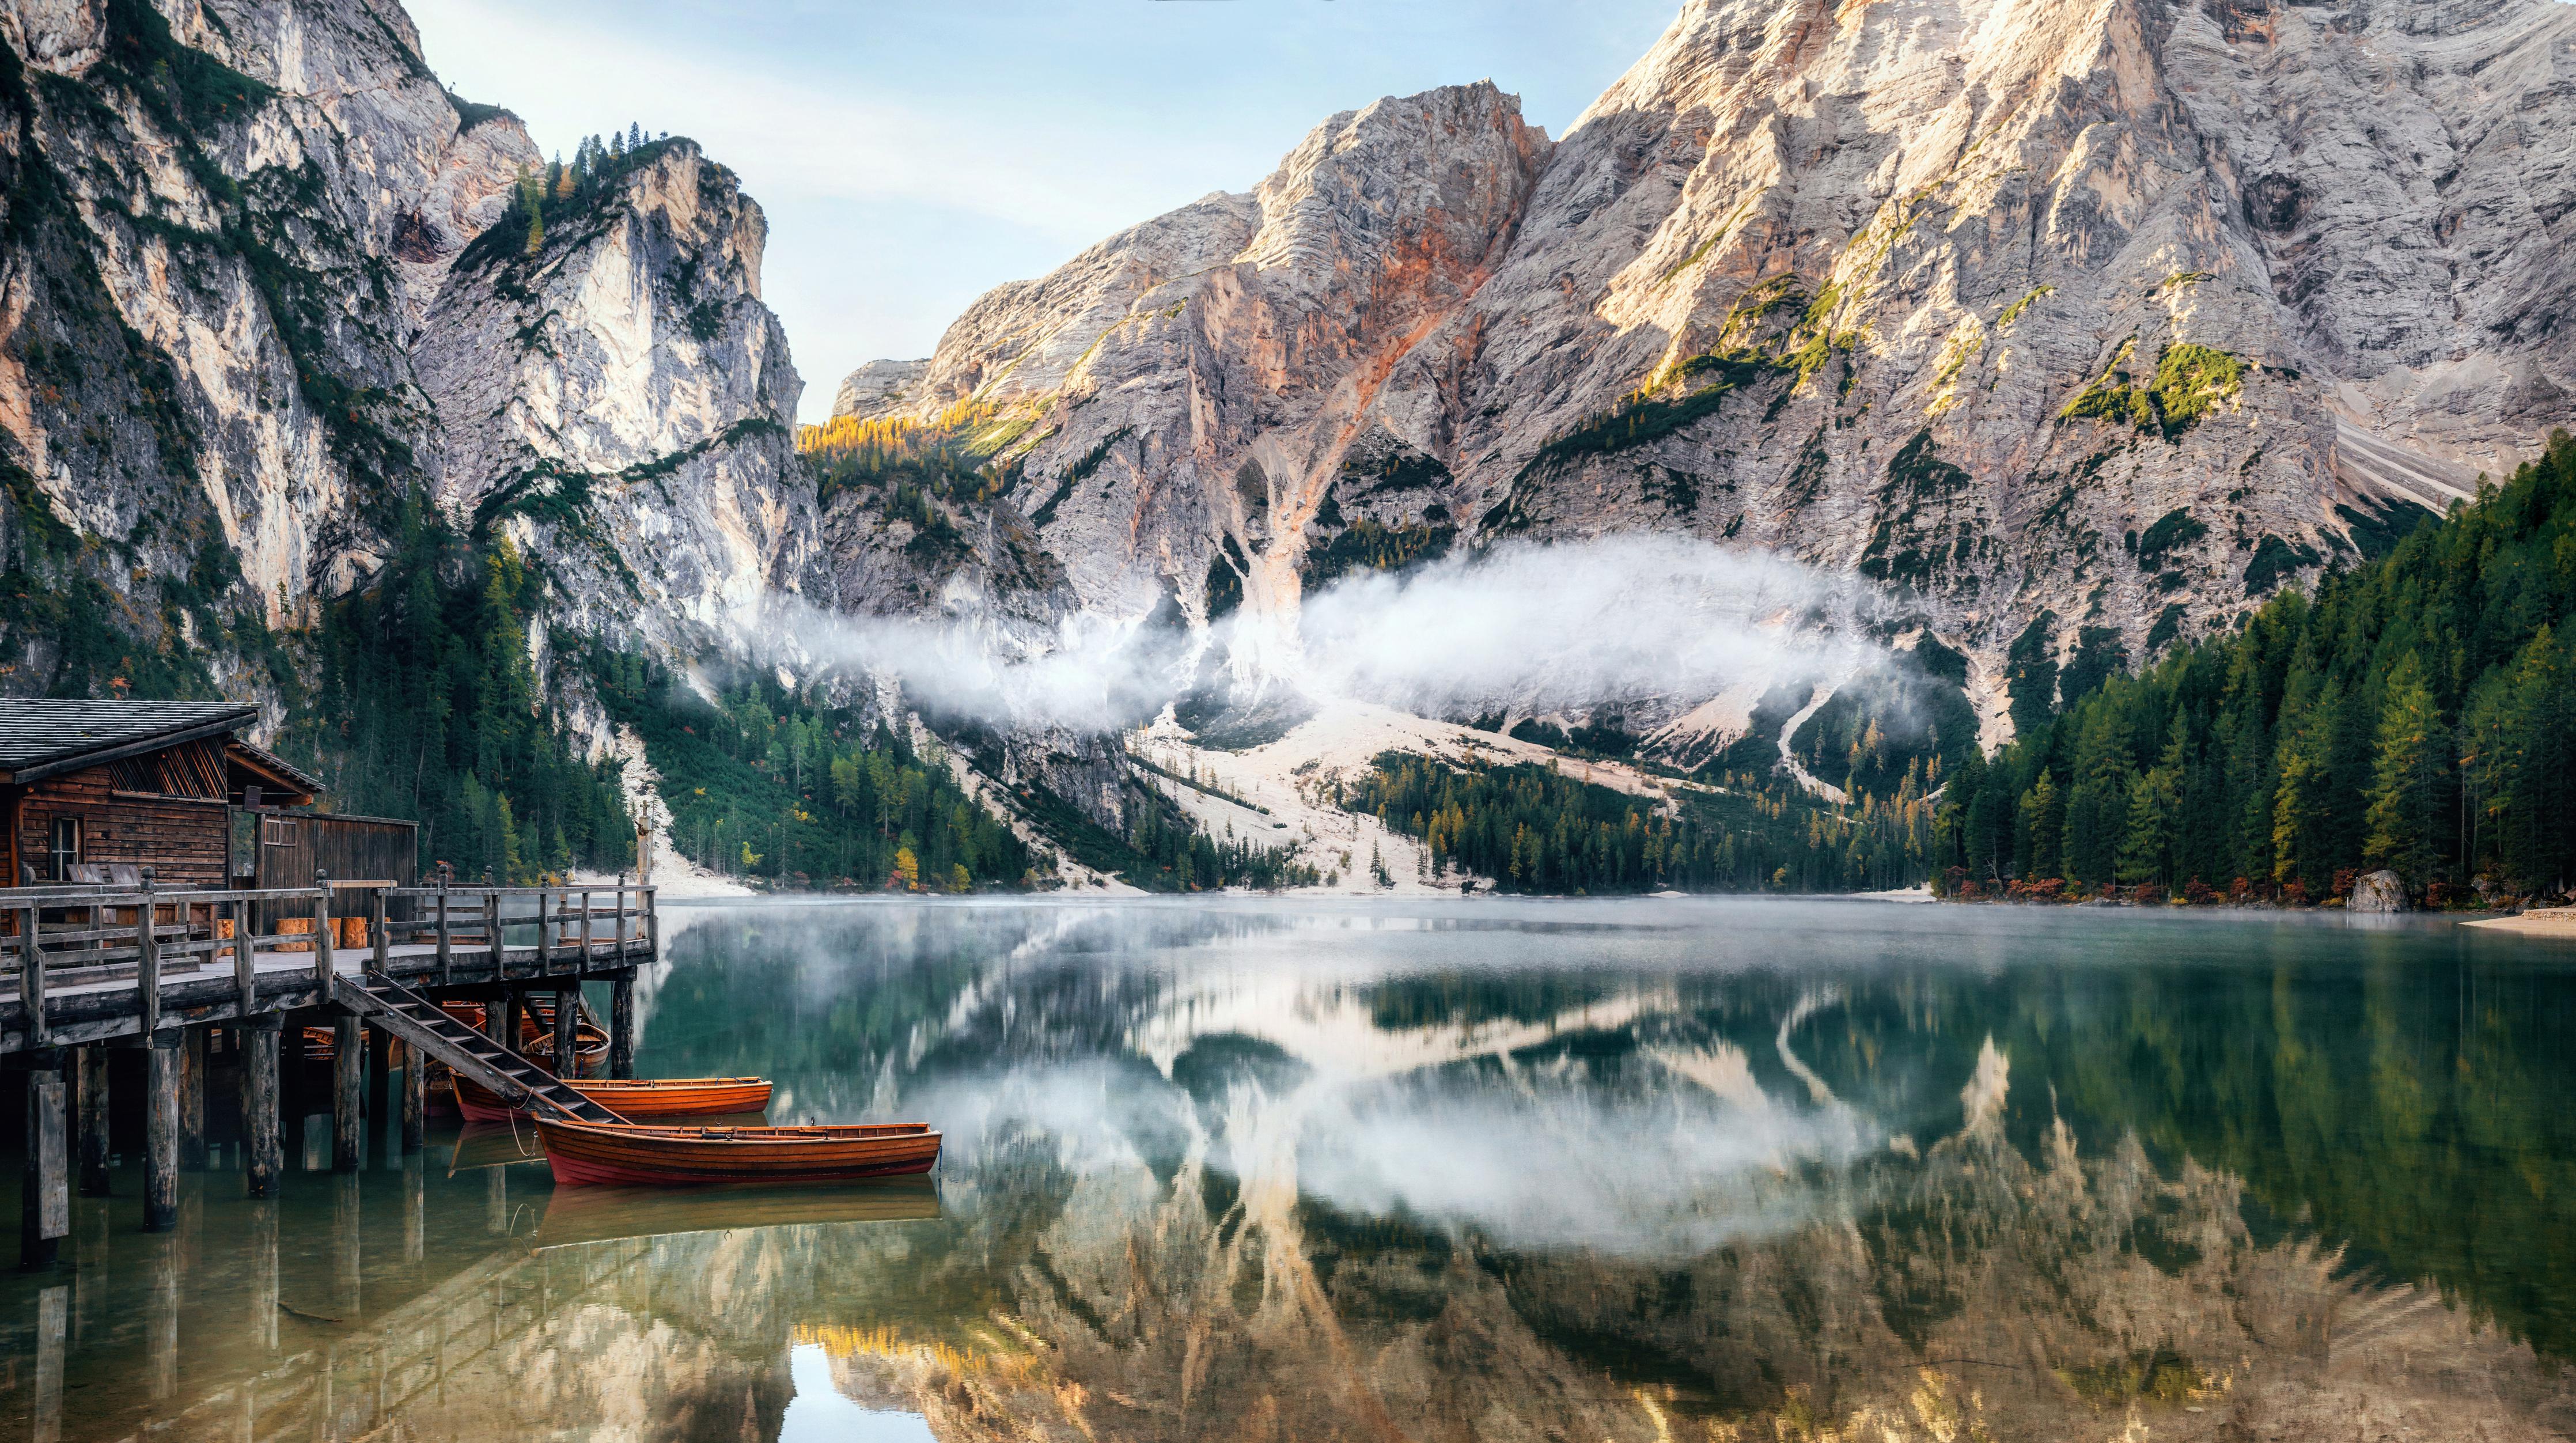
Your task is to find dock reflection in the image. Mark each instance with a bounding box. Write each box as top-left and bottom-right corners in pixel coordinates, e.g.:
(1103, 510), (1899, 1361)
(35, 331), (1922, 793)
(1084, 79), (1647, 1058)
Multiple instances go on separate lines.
(0, 1134), (949, 1441)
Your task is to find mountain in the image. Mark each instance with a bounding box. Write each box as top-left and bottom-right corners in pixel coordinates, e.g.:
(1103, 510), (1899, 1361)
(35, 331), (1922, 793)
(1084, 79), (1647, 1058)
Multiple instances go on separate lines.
(842, 0), (2576, 740)
(9, 0), (2575, 891)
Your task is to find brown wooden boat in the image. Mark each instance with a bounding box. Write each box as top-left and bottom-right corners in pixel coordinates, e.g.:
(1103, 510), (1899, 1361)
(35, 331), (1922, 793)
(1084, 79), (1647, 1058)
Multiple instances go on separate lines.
(533, 1175), (939, 1249)
(527, 1025), (611, 1078)
(452, 1073), (773, 1122)
(534, 1117), (942, 1187)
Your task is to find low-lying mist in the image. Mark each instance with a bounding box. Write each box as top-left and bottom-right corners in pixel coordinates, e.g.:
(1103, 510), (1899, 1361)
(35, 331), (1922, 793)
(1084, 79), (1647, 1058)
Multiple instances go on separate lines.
(747, 535), (1894, 736)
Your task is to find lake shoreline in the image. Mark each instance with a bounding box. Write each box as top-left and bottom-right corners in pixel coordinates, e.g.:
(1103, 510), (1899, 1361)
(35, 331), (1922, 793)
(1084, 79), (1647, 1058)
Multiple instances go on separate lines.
(2464, 908), (2576, 937)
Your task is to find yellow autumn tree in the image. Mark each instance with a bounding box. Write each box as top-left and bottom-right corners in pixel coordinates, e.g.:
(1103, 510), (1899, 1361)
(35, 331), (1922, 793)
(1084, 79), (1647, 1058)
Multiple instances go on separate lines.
(893, 846), (920, 891)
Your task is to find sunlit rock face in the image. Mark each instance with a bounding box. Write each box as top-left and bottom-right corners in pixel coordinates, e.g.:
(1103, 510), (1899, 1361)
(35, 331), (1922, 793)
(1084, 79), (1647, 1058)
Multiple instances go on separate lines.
(414, 140), (811, 661)
(861, 0), (2576, 727)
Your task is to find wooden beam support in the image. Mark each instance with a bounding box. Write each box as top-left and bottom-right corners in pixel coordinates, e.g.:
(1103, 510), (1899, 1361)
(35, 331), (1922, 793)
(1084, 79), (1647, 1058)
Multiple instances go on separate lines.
(609, 971), (636, 1080)
(331, 1014), (361, 1173)
(75, 1046), (108, 1198)
(143, 1033), (179, 1232)
(553, 986), (578, 1078)
(179, 1026), (207, 1171)
(20, 1048), (66, 1268)
(238, 1015), (281, 1199)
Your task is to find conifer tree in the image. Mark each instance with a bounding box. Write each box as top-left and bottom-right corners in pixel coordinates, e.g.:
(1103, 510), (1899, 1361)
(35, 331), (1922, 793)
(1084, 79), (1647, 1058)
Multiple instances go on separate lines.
(2363, 653), (2444, 884)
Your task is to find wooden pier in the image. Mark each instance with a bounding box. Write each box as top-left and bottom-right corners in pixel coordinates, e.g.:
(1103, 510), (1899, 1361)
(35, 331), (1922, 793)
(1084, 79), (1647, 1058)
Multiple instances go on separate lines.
(2, 874), (657, 1266)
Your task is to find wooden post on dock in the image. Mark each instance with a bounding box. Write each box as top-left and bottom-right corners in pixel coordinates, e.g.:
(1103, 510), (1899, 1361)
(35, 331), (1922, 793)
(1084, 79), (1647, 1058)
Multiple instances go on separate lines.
(21, 901), (44, 1047)
(179, 1027), (207, 1171)
(137, 869), (161, 1038)
(645, 885), (659, 964)
(536, 887), (553, 974)
(400, 1037), (424, 1153)
(21, 1048), (67, 1268)
(485, 877), (502, 974)
(609, 971), (636, 1079)
(579, 888), (593, 968)
(332, 1014), (362, 1172)
(230, 898), (254, 1017)
(144, 1032), (180, 1232)
(554, 986), (578, 1077)
(239, 1015), (282, 1199)
(371, 888), (389, 975)
(313, 870), (335, 990)
(77, 1046), (108, 1198)
(435, 863), (453, 984)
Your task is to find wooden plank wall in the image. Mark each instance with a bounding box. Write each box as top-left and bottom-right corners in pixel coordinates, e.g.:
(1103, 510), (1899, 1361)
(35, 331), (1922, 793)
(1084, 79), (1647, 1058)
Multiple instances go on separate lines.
(16, 767), (229, 888)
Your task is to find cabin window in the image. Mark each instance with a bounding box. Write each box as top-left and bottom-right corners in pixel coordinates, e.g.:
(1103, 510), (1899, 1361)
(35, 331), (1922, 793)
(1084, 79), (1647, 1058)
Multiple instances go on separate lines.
(48, 817), (81, 882)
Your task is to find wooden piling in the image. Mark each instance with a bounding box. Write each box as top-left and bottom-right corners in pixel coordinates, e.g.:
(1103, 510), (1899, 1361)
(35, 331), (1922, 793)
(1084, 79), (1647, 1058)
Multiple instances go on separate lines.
(554, 986), (578, 1077)
(400, 1037), (425, 1153)
(21, 1049), (66, 1268)
(75, 1046), (108, 1198)
(240, 1015), (282, 1199)
(332, 1014), (362, 1172)
(144, 1033), (180, 1232)
(609, 971), (636, 1080)
(502, 991), (525, 1056)
(179, 1027), (207, 1171)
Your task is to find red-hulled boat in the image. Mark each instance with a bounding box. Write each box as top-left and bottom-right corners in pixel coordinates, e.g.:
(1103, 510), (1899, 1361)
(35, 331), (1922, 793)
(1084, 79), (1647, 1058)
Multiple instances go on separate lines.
(533, 1118), (942, 1187)
(453, 1073), (774, 1123)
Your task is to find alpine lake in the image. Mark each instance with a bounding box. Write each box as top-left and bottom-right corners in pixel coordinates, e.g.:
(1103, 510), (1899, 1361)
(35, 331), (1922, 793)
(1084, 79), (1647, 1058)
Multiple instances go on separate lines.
(3, 896), (2575, 1441)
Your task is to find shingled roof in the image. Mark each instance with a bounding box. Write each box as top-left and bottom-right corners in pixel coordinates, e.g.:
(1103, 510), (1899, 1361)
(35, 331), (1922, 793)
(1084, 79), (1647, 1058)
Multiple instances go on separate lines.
(0, 700), (260, 785)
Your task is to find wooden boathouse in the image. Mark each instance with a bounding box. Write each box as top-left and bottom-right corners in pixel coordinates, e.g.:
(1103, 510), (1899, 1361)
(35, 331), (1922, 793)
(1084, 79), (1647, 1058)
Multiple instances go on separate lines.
(0, 700), (658, 1268)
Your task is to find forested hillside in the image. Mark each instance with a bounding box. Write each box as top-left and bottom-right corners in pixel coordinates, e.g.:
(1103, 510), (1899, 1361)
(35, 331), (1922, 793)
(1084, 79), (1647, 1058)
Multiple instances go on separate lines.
(1348, 752), (1944, 895)
(1938, 433), (2576, 905)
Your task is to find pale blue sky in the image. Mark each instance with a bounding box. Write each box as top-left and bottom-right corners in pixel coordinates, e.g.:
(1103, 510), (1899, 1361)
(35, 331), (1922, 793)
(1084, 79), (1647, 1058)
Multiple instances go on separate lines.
(408, 1), (1681, 421)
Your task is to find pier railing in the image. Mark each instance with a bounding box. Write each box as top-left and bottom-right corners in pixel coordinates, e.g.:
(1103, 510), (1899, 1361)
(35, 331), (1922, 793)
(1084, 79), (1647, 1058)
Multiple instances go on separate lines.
(0, 876), (656, 1048)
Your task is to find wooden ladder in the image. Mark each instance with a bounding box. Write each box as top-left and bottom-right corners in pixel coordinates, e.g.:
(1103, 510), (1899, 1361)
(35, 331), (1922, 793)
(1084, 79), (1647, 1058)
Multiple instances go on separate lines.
(329, 973), (628, 1125)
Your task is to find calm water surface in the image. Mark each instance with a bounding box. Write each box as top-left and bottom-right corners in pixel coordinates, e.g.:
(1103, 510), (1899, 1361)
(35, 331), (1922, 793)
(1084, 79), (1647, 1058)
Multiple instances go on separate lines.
(5, 897), (2576, 1441)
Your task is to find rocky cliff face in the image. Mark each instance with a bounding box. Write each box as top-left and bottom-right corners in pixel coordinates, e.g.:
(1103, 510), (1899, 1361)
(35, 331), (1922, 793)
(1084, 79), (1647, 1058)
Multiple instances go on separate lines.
(0, 0), (533, 688)
(0, 0), (804, 701)
(414, 139), (809, 661)
(855, 0), (2576, 739)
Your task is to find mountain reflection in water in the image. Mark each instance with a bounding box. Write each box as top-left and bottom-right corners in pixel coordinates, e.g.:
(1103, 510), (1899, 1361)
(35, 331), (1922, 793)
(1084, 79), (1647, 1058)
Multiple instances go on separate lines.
(5, 896), (2575, 1441)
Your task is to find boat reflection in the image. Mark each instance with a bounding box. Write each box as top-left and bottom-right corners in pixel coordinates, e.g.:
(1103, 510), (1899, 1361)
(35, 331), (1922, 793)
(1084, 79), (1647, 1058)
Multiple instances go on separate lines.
(535, 1175), (941, 1249)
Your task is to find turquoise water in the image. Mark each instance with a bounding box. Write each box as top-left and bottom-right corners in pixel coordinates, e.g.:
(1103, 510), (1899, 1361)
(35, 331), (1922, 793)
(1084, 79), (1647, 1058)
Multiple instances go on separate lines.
(3, 897), (2575, 1440)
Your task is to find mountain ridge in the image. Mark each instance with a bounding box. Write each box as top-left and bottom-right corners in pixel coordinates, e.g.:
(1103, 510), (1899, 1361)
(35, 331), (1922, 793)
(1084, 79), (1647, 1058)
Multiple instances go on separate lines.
(837, 0), (2576, 746)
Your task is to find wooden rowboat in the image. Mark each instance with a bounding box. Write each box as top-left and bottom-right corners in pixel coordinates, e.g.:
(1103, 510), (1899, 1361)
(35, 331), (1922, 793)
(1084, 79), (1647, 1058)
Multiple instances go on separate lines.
(452, 1073), (774, 1122)
(527, 1025), (610, 1079)
(534, 1118), (942, 1187)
